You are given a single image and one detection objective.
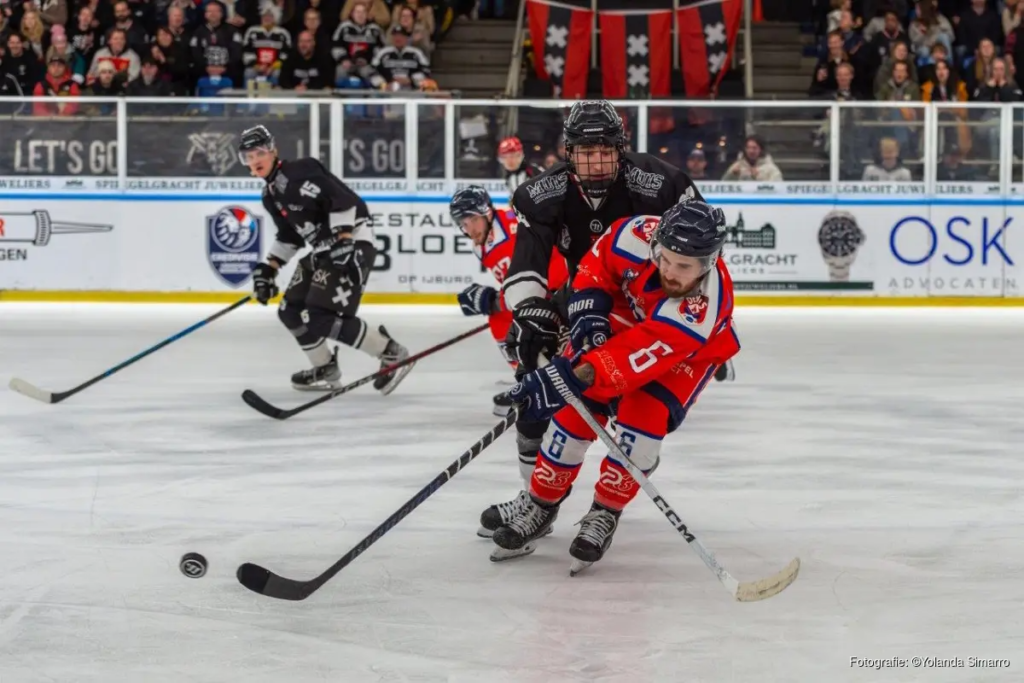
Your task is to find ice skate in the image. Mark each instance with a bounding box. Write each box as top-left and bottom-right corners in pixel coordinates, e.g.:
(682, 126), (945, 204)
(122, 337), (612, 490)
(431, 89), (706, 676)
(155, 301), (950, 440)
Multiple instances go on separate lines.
(714, 359), (735, 382)
(373, 326), (415, 395)
(568, 502), (622, 576)
(291, 349), (342, 391)
(478, 490), (553, 539)
(490, 494), (561, 562)
(491, 390), (515, 417)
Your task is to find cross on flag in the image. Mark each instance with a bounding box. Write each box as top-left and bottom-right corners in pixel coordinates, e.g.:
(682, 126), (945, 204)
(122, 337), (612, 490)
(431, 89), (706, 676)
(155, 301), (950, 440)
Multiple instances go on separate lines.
(527, 0), (593, 100)
(678, 0), (742, 97)
(599, 10), (672, 99)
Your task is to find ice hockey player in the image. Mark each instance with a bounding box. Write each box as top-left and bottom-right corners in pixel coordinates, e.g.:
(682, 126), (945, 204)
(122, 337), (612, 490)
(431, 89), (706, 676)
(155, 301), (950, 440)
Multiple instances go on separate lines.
(497, 136), (544, 193)
(479, 99), (728, 540)
(240, 125), (414, 394)
(449, 185), (569, 416)
(492, 199), (741, 572)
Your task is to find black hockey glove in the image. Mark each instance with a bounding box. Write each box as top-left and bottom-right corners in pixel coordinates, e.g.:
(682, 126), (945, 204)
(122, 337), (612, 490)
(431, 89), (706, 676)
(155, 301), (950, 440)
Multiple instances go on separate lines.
(505, 296), (565, 371)
(317, 237), (363, 278)
(457, 284), (499, 316)
(568, 288), (613, 352)
(252, 262), (279, 305)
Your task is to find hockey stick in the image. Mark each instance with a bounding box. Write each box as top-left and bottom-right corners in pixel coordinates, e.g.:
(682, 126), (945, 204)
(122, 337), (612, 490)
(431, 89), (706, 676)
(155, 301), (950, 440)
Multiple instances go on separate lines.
(548, 359), (800, 601)
(9, 296), (252, 404)
(237, 406), (520, 600)
(240, 322), (489, 419)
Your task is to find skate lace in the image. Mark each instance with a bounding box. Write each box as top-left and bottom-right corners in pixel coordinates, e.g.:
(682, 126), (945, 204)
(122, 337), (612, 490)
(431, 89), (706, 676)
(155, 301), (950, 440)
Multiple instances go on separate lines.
(496, 491), (529, 520)
(576, 510), (616, 546)
(508, 501), (548, 536)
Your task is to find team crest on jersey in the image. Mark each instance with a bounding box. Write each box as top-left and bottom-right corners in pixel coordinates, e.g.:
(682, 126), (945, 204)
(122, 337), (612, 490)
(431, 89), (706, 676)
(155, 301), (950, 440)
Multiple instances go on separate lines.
(679, 295), (709, 325)
(207, 206), (263, 287)
(630, 216), (660, 242)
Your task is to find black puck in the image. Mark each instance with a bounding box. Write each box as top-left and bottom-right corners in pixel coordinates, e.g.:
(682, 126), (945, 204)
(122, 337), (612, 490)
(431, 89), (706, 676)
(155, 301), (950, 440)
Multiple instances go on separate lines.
(180, 552), (208, 578)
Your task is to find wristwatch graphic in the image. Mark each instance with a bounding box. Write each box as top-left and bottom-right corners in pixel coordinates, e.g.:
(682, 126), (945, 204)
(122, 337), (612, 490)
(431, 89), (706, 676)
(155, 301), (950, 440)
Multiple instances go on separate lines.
(817, 210), (865, 281)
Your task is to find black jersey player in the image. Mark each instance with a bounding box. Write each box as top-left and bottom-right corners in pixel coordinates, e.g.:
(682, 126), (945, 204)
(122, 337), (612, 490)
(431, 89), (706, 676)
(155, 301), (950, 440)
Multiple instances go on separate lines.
(479, 100), (733, 539)
(239, 125), (414, 395)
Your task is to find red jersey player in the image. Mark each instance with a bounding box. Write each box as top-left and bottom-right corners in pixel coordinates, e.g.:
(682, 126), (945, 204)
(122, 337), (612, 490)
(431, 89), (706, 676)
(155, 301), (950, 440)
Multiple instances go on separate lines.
(495, 199), (740, 571)
(449, 186), (569, 416)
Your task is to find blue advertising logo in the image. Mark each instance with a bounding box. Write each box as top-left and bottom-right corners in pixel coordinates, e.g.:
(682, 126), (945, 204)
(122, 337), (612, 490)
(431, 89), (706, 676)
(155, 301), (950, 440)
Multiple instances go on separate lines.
(207, 206), (262, 287)
(890, 215), (1013, 266)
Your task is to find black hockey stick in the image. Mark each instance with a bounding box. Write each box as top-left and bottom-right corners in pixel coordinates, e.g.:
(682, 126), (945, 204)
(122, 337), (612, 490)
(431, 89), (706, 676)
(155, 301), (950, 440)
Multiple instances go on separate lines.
(240, 322), (489, 419)
(237, 406), (520, 600)
(9, 296), (252, 404)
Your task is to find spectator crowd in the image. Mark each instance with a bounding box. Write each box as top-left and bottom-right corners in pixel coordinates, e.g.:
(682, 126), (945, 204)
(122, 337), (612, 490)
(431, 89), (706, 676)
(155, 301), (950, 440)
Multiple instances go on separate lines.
(809, 0), (1024, 180)
(0, 0), (487, 111)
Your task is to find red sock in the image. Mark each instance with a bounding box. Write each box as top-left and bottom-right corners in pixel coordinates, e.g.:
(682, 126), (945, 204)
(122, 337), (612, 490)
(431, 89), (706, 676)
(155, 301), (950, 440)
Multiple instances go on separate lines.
(530, 456), (581, 503)
(594, 457), (641, 511)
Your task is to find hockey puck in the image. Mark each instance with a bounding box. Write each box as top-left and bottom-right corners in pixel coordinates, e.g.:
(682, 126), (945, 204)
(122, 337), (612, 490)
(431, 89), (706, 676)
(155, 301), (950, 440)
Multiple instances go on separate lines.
(180, 552), (208, 578)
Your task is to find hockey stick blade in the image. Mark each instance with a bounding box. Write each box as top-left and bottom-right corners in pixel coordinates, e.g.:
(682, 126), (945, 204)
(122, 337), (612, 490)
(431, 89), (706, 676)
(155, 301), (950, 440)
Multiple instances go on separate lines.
(240, 322), (489, 420)
(237, 407), (520, 600)
(8, 378), (56, 404)
(9, 296), (251, 405)
(735, 558), (801, 602)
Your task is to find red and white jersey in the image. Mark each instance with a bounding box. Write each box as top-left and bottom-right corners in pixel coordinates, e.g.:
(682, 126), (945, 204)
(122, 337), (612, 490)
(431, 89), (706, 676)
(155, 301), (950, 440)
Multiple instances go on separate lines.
(477, 208), (569, 309)
(573, 214), (741, 401)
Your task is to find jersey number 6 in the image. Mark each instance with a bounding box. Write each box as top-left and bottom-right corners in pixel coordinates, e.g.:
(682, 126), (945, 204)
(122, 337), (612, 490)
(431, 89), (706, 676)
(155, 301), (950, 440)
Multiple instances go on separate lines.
(628, 340), (673, 373)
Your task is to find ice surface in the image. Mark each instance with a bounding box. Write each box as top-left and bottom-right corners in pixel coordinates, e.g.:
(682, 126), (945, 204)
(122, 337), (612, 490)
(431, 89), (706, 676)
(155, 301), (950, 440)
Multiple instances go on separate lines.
(1, 303), (1022, 683)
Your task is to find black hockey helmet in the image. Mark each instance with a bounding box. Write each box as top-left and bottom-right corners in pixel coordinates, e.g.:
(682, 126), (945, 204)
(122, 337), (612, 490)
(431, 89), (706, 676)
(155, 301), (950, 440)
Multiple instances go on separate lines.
(449, 185), (494, 236)
(563, 100), (626, 205)
(653, 199), (727, 274)
(237, 125), (276, 163)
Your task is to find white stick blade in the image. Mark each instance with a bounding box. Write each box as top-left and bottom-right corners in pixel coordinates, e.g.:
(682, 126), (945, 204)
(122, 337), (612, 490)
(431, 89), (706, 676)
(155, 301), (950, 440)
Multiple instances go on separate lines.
(8, 378), (54, 403)
(735, 558), (801, 602)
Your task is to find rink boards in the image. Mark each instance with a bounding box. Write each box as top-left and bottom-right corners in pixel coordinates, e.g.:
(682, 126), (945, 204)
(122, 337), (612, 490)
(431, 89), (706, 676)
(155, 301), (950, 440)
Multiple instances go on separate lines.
(0, 191), (1022, 305)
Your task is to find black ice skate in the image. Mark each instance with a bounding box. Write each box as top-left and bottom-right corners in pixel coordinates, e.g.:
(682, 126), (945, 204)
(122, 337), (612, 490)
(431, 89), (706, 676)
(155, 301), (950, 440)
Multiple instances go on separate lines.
(491, 390), (515, 417)
(373, 326), (415, 395)
(568, 502), (622, 576)
(478, 490), (554, 539)
(490, 494), (561, 562)
(714, 359), (735, 382)
(291, 350), (342, 391)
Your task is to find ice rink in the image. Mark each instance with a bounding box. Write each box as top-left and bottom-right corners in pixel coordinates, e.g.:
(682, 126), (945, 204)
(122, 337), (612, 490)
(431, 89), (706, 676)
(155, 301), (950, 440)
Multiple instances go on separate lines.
(1, 302), (1022, 683)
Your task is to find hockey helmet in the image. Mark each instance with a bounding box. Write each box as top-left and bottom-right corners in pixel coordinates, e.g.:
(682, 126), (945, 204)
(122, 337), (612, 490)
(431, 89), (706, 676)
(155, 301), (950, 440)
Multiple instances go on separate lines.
(653, 199), (727, 275)
(238, 125), (276, 163)
(498, 137), (524, 156)
(450, 185), (493, 226)
(563, 100), (626, 204)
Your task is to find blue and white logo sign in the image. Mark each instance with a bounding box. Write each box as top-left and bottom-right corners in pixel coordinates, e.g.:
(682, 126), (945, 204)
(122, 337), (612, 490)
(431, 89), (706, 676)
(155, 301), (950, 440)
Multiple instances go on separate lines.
(207, 206), (262, 287)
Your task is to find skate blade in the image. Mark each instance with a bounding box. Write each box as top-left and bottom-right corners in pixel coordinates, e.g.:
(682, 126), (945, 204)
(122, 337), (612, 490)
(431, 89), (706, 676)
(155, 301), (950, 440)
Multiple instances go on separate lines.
(477, 526), (494, 539)
(490, 542), (537, 562)
(569, 559), (593, 577)
(378, 361), (416, 396)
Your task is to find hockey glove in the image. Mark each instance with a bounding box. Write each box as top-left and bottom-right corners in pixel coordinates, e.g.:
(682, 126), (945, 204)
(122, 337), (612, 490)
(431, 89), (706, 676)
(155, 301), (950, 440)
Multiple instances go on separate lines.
(508, 355), (589, 422)
(504, 297), (565, 371)
(567, 288), (613, 352)
(252, 262), (279, 305)
(457, 284), (499, 316)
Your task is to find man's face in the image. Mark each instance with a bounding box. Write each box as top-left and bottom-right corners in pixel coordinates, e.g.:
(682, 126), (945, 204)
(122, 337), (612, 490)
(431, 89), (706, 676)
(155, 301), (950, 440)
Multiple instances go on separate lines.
(686, 154), (706, 175)
(305, 9), (319, 29)
(205, 2), (222, 25)
(657, 248), (707, 298)
(47, 61), (66, 79)
(944, 151), (961, 167)
(7, 35), (23, 57)
(98, 65), (115, 85)
(459, 214), (491, 246)
(242, 147), (276, 178)
(298, 33), (314, 55)
(893, 63), (908, 84)
(499, 151), (523, 172)
(994, 59), (1007, 81)
(108, 32), (125, 53)
(114, 2), (130, 22)
(391, 32), (408, 48)
(828, 34), (842, 56)
(884, 12), (899, 32)
(168, 7), (183, 27)
(837, 66), (853, 89)
(352, 4), (367, 23)
(142, 62), (158, 80)
(572, 144), (619, 182)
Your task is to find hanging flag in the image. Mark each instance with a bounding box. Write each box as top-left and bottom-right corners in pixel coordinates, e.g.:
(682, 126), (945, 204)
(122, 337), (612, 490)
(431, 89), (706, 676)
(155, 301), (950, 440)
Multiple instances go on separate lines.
(599, 10), (673, 99)
(677, 0), (742, 98)
(526, 0), (594, 99)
